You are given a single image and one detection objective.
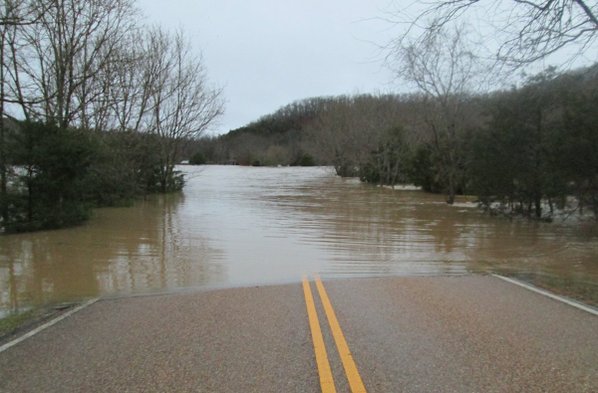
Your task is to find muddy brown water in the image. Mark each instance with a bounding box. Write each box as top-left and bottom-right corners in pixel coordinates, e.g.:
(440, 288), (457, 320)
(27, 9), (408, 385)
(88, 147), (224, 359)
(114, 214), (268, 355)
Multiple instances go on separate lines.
(1, 166), (597, 316)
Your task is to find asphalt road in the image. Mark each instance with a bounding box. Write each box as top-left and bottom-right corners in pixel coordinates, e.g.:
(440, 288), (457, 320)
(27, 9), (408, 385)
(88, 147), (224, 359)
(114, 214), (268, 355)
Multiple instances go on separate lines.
(0, 276), (596, 392)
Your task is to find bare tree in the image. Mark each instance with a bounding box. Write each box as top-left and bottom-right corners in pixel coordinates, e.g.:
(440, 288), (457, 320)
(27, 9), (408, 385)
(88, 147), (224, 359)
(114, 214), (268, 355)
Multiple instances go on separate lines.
(0, 1), (223, 218)
(397, 0), (598, 66)
(307, 96), (395, 176)
(0, 0), (47, 226)
(144, 28), (224, 191)
(84, 29), (153, 133)
(12, 0), (137, 128)
(391, 24), (485, 203)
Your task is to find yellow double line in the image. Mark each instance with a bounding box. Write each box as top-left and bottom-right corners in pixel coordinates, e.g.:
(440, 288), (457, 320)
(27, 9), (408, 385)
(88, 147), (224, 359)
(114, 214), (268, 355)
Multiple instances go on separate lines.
(302, 275), (367, 393)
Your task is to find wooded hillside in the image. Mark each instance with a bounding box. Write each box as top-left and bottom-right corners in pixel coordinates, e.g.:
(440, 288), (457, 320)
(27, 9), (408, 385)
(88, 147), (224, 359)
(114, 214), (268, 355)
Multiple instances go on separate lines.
(194, 64), (598, 220)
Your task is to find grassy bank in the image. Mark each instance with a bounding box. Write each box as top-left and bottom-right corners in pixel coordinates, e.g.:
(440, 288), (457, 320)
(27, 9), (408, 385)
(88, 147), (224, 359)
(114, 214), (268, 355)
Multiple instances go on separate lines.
(0, 303), (77, 345)
(0, 310), (36, 339)
(501, 272), (598, 308)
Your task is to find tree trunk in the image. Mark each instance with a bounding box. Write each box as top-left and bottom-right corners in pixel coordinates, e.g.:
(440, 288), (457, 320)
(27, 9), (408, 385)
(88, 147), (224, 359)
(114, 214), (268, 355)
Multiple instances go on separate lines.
(446, 185), (456, 205)
(534, 193), (542, 218)
(0, 29), (7, 226)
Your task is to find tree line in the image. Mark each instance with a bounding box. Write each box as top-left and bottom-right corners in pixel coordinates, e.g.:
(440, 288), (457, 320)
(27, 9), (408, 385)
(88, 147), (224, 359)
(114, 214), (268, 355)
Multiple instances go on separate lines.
(0, 0), (222, 232)
(193, 98), (327, 167)
(196, 64), (598, 221)
(195, 0), (596, 222)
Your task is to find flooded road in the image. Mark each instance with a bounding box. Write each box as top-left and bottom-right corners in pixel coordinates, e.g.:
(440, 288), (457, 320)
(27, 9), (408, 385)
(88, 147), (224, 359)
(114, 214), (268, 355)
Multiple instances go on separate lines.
(1, 166), (597, 315)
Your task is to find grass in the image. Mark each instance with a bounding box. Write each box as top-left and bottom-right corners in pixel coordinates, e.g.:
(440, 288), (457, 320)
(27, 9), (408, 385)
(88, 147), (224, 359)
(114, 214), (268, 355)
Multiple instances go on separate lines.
(500, 271), (598, 308)
(0, 303), (77, 343)
(0, 309), (37, 339)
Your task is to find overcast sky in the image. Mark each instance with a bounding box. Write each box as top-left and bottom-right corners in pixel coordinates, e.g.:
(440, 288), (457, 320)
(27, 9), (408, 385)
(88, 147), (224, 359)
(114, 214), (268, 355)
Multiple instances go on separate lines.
(137, 0), (410, 134)
(137, 0), (597, 135)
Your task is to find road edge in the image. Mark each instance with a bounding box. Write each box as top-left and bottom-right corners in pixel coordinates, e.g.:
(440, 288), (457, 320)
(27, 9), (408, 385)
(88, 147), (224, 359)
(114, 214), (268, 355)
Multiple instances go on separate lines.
(492, 274), (598, 316)
(0, 298), (100, 354)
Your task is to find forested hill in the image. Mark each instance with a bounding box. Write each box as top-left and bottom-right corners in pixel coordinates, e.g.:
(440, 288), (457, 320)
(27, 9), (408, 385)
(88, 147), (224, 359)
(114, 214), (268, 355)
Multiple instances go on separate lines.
(192, 64), (598, 221)
(192, 93), (416, 167)
(216, 97), (327, 166)
(195, 64), (598, 170)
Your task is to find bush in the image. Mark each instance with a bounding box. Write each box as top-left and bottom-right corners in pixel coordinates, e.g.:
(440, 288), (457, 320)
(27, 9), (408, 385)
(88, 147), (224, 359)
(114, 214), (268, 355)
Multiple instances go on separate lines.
(407, 144), (443, 193)
(1, 123), (181, 233)
(292, 153), (316, 166)
(189, 151), (207, 165)
(5, 122), (96, 232)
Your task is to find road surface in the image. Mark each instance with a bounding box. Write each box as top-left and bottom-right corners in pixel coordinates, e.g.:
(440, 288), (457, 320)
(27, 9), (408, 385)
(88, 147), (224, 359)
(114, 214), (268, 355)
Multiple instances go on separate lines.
(0, 276), (596, 392)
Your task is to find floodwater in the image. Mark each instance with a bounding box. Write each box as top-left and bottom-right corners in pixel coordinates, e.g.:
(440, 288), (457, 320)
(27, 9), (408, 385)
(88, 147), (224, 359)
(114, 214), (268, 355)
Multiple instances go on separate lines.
(1, 166), (597, 316)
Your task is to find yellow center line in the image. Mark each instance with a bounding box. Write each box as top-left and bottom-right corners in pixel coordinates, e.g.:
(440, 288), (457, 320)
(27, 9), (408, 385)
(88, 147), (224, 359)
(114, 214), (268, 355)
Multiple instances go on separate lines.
(315, 275), (368, 393)
(302, 276), (337, 393)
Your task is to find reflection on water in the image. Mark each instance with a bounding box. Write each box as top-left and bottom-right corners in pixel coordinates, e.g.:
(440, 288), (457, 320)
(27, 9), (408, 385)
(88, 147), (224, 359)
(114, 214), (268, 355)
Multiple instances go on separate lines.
(1, 166), (597, 315)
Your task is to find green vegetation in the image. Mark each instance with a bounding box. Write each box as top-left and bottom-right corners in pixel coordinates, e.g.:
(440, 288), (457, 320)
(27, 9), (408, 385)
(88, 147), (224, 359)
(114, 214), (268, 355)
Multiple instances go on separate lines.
(189, 152), (207, 165)
(0, 0), (222, 233)
(469, 67), (598, 220)
(0, 303), (81, 340)
(1, 122), (184, 233)
(5, 122), (96, 231)
(0, 309), (35, 338)
(0, 1), (595, 232)
(503, 272), (598, 308)
(359, 126), (411, 185)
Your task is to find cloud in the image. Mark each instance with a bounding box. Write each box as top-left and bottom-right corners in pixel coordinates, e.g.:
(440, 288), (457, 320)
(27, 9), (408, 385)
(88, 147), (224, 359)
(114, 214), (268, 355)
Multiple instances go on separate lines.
(137, 0), (396, 134)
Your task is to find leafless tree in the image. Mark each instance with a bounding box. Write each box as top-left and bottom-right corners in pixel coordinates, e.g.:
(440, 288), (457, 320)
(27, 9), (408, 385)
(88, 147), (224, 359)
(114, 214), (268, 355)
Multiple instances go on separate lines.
(305, 94), (426, 177)
(0, 0), (224, 231)
(11, 0), (137, 128)
(143, 28), (224, 191)
(83, 29), (152, 133)
(396, 0), (598, 66)
(307, 96), (390, 176)
(0, 0), (47, 225)
(391, 24), (486, 203)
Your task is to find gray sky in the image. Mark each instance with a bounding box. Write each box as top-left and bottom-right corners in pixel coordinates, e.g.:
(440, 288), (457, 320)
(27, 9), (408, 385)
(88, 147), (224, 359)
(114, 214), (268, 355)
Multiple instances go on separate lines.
(137, 1), (597, 135)
(137, 0), (404, 135)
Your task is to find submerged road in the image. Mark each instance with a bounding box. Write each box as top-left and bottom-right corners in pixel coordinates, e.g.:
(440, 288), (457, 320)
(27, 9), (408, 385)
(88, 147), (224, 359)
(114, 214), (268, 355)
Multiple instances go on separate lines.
(0, 276), (596, 392)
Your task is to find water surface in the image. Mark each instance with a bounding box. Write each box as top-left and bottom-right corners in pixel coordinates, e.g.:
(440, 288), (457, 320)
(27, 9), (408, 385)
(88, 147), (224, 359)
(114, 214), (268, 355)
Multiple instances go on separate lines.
(1, 166), (597, 315)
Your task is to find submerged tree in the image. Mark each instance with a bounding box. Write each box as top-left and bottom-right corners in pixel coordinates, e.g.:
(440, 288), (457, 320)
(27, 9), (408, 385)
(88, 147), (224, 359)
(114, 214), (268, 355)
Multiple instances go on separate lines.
(360, 126), (411, 185)
(468, 65), (598, 220)
(557, 69), (598, 219)
(144, 28), (223, 192)
(469, 79), (559, 218)
(389, 24), (485, 203)
(6, 121), (97, 231)
(306, 95), (406, 177)
(0, 1), (224, 232)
